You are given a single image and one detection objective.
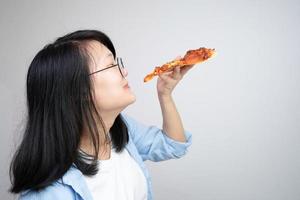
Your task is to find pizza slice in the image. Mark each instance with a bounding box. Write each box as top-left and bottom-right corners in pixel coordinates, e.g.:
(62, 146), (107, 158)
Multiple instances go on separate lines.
(144, 47), (216, 82)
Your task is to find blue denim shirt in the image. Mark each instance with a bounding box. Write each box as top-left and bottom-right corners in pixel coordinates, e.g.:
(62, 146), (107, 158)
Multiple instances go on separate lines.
(20, 113), (192, 200)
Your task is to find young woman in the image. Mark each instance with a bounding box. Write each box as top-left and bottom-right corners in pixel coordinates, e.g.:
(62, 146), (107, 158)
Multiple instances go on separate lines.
(10, 29), (193, 200)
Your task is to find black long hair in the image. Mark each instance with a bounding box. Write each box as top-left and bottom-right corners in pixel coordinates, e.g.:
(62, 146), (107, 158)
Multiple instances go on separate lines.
(9, 30), (129, 193)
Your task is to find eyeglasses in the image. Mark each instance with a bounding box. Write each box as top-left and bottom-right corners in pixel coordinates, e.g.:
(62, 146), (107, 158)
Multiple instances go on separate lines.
(88, 57), (125, 78)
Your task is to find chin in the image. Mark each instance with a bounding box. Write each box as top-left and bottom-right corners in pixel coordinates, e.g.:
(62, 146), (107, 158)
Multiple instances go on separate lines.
(127, 94), (136, 105)
(119, 98), (136, 113)
(120, 94), (136, 109)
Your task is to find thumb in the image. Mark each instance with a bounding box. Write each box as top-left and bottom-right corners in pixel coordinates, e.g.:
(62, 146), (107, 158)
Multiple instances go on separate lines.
(174, 55), (182, 61)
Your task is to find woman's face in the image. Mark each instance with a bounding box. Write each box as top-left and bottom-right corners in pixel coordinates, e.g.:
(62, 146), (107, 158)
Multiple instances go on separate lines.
(86, 40), (136, 113)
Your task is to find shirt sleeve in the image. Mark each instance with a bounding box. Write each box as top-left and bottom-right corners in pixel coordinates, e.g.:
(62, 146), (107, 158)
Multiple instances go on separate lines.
(121, 113), (192, 162)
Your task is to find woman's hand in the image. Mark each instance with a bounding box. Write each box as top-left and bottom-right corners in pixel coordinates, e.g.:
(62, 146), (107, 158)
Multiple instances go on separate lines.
(157, 57), (194, 97)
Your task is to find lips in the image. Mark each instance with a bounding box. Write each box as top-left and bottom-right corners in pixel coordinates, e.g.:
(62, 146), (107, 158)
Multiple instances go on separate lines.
(123, 83), (130, 88)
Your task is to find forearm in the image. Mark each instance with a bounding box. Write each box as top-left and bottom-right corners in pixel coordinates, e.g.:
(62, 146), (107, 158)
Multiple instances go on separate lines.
(158, 94), (186, 142)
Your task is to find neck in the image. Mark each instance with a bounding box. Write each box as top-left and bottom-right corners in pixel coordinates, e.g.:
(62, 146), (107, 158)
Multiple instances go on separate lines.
(100, 111), (119, 132)
(79, 110), (120, 154)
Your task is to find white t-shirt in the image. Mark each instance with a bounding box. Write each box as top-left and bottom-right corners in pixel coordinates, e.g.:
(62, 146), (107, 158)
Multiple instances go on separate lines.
(83, 147), (148, 200)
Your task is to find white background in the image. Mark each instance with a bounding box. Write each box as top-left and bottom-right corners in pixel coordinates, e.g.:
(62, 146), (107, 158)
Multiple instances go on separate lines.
(0, 0), (299, 199)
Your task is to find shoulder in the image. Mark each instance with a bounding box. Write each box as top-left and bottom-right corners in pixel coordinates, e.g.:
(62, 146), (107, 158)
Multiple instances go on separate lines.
(121, 113), (136, 129)
(19, 182), (76, 200)
(120, 113), (140, 138)
(19, 166), (90, 200)
(121, 112), (150, 135)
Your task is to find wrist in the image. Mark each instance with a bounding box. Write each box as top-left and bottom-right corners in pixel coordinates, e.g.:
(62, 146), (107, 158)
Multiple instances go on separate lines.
(158, 93), (173, 101)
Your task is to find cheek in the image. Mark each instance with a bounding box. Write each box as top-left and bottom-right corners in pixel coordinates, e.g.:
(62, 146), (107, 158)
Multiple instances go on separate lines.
(93, 78), (124, 109)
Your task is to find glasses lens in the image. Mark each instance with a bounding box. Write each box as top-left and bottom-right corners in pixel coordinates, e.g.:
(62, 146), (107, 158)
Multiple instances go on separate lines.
(117, 57), (125, 77)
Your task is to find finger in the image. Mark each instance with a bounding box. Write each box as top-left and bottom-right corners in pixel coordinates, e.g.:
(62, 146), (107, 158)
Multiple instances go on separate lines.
(174, 55), (182, 61)
(181, 65), (194, 76)
(159, 71), (172, 76)
(172, 66), (182, 80)
(159, 72), (175, 82)
(160, 71), (173, 79)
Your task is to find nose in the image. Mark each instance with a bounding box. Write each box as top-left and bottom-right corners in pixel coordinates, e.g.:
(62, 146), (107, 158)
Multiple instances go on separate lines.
(122, 67), (128, 77)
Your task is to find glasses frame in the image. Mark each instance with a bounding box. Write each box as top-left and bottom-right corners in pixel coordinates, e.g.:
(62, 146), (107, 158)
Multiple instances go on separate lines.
(88, 57), (125, 77)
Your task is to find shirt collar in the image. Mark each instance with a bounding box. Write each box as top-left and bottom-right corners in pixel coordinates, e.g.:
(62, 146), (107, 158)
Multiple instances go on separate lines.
(58, 164), (93, 200)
